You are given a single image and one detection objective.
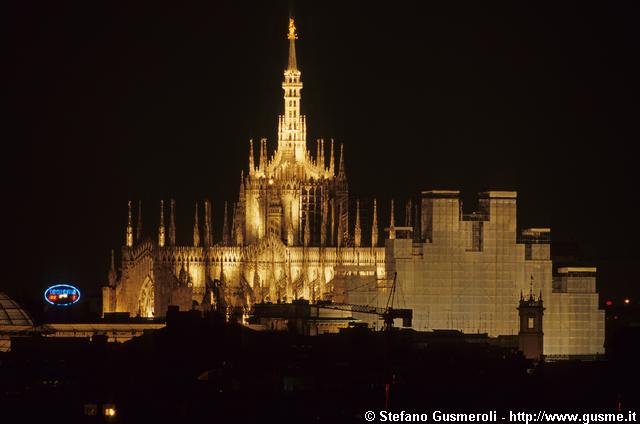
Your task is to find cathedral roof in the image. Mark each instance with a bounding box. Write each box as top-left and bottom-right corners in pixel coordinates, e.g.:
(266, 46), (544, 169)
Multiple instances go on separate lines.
(0, 292), (34, 326)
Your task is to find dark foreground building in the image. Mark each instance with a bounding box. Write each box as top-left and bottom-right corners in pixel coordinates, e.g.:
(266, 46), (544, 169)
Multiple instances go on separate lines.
(0, 309), (637, 423)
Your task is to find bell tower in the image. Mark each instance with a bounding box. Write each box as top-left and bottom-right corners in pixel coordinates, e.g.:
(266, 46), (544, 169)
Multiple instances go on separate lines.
(517, 278), (545, 361)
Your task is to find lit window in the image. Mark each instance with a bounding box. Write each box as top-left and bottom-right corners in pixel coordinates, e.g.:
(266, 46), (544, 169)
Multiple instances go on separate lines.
(527, 317), (535, 329)
(103, 404), (117, 417)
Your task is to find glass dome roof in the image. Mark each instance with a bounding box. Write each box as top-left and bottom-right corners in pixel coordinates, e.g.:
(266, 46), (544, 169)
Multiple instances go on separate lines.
(0, 292), (34, 325)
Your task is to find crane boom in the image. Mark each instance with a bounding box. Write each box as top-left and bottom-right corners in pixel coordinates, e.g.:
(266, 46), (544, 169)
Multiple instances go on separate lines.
(318, 273), (412, 330)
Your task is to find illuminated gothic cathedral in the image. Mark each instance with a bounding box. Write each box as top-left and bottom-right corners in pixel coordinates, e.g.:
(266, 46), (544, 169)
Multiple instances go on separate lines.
(102, 19), (604, 357)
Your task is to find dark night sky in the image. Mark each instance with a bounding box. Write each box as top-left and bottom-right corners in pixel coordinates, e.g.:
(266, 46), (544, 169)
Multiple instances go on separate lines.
(8, 1), (639, 308)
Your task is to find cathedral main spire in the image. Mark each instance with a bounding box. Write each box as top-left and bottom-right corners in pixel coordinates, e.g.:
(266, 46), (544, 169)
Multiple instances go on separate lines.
(279, 17), (305, 161)
(238, 17), (349, 246)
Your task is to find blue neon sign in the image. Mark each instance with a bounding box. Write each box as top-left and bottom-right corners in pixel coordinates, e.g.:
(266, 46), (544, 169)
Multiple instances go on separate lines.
(44, 284), (81, 306)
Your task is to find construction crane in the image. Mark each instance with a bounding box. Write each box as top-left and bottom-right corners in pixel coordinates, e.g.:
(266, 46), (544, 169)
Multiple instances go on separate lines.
(318, 272), (412, 331)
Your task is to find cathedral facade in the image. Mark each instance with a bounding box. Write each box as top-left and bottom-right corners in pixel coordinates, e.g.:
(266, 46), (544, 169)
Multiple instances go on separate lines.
(102, 19), (604, 357)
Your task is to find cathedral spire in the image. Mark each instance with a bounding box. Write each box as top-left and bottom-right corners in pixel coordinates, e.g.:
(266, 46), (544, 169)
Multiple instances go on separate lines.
(168, 199), (176, 246)
(108, 249), (117, 287)
(204, 199), (213, 247)
(126, 201), (133, 247)
(372, 198), (378, 247)
(320, 139), (325, 173)
(329, 139), (335, 176)
(259, 138), (267, 175)
(193, 202), (200, 247)
(248, 139), (255, 176)
(279, 18), (305, 161)
(354, 199), (361, 247)
(222, 201), (230, 245)
(158, 200), (165, 247)
(136, 200), (143, 243)
(389, 199), (396, 240)
(287, 17), (298, 71)
(338, 143), (346, 179)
